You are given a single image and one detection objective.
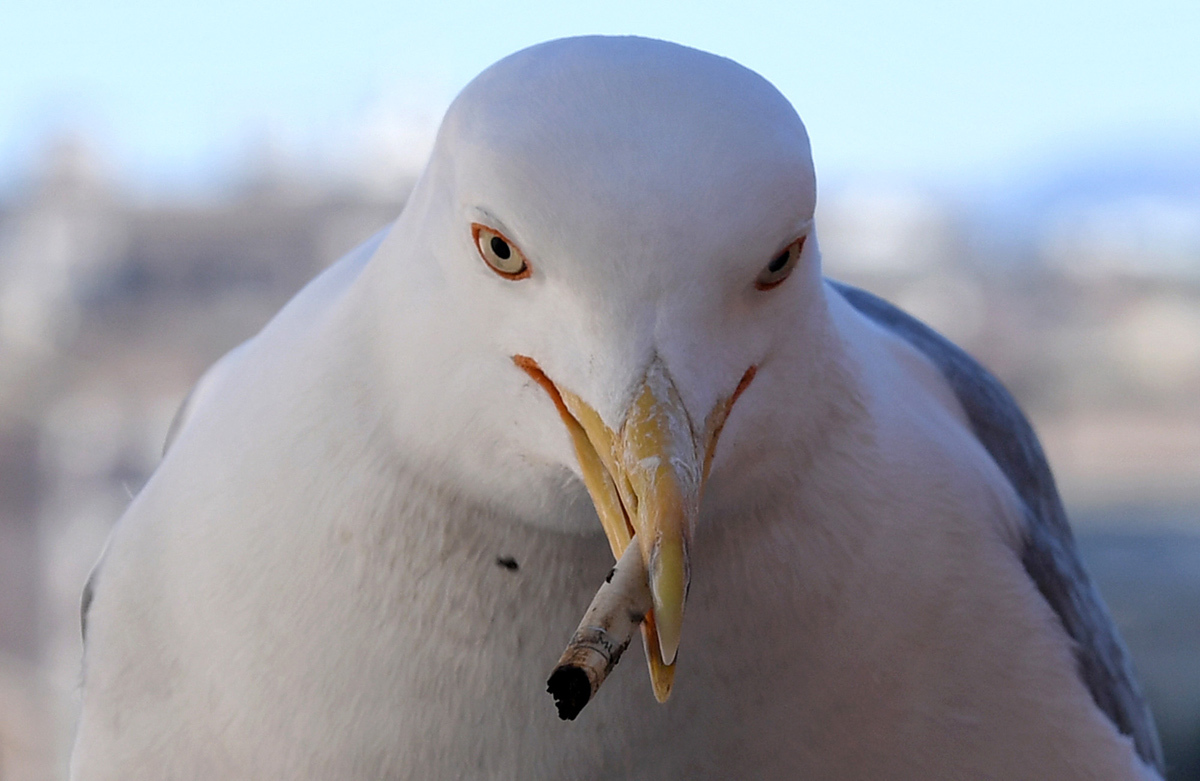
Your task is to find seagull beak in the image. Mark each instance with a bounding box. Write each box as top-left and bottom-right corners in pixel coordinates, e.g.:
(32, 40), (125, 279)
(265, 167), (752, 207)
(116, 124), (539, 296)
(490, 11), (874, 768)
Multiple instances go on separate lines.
(514, 355), (756, 702)
(614, 359), (696, 669)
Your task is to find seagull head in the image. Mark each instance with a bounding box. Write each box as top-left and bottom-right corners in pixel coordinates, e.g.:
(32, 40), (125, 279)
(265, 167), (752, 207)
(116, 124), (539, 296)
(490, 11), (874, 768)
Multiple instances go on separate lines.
(370, 36), (824, 700)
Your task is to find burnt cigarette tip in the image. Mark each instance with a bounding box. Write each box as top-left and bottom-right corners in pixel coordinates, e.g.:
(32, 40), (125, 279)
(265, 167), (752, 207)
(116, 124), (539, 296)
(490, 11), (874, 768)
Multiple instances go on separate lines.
(547, 665), (592, 721)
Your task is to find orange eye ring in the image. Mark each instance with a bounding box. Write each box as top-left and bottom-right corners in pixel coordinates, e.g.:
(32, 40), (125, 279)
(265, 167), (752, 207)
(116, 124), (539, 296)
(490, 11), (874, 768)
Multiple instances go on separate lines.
(755, 235), (806, 291)
(472, 223), (531, 280)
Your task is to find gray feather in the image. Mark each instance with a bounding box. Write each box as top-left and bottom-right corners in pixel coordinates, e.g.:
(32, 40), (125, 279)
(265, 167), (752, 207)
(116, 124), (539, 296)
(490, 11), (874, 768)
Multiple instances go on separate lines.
(80, 568), (95, 643)
(833, 281), (1165, 773)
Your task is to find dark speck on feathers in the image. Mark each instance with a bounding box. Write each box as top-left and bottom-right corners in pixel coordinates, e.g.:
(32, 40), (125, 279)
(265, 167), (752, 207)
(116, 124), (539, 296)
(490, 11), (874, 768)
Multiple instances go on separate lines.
(495, 556), (519, 571)
(628, 611), (644, 624)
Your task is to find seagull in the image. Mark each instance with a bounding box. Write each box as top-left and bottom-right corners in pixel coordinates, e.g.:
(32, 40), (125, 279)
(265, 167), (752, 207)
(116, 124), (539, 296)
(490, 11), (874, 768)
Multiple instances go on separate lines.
(71, 36), (1164, 779)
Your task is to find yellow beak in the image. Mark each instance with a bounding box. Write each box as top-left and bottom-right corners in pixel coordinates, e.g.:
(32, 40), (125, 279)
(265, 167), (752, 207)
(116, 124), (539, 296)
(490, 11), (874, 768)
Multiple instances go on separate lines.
(515, 355), (755, 702)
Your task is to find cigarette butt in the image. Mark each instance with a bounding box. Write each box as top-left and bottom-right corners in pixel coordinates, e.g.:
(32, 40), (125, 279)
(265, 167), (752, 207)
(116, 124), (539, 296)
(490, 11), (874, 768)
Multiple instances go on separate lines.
(547, 537), (652, 720)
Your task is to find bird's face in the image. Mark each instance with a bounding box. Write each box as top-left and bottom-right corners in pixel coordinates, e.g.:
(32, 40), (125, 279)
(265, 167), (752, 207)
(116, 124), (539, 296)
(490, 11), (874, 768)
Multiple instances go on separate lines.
(377, 37), (822, 700)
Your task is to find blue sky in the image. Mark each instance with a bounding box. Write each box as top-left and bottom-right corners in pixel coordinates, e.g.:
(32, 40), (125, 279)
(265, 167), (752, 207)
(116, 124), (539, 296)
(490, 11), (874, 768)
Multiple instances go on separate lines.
(2, 0), (1197, 193)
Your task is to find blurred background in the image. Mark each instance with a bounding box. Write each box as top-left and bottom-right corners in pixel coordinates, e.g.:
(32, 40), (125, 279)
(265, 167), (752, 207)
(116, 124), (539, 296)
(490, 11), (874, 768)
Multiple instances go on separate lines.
(1, 0), (1198, 777)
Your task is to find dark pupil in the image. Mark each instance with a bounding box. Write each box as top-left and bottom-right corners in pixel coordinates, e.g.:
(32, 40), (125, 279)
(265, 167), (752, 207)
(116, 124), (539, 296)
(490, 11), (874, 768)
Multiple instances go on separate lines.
(768, 249), (790, 274)
(490, 236), (511, 260)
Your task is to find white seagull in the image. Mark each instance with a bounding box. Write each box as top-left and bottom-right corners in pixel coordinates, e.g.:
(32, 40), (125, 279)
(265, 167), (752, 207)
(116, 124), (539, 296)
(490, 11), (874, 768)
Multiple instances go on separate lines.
(72, 36), (1164, 779)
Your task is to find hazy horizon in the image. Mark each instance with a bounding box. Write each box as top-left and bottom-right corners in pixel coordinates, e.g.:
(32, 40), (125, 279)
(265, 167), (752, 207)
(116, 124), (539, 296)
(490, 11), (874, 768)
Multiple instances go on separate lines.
(3, 0), (1198, 195)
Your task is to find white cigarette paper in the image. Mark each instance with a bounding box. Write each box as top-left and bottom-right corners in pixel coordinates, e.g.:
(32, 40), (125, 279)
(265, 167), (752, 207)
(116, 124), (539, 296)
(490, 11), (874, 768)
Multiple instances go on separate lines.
(547, 537), (653, 720)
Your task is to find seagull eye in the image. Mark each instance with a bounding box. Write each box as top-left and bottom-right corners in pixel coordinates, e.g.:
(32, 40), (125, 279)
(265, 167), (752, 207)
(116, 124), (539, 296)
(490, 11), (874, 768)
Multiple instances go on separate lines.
(755, 236), (805, 291)
(473, 223), (531, 280)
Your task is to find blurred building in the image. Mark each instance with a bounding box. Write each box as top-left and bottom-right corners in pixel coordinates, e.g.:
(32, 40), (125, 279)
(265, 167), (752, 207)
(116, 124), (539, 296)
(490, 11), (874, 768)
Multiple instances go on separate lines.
(820, 179), (1200, 509)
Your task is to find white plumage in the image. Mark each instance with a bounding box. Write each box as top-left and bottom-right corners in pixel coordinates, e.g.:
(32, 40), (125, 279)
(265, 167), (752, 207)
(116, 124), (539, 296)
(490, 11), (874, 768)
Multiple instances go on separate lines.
(72, 36), (1163, 779)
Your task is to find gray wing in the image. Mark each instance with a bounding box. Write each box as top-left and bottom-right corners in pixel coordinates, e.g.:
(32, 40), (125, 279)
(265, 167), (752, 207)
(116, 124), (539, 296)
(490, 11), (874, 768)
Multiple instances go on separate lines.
(832, 281), (1165, 773)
